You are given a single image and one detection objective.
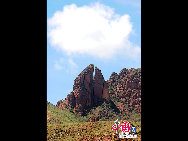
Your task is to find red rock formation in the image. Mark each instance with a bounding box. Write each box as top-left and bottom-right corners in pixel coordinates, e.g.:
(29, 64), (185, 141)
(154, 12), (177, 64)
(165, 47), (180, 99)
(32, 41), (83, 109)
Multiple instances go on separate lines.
(57, 65), (141, 116)
(93, 67), (109, 104)
(107, 67), (141, 114)
(102, 81), (110, 101)
(57, 64), (110, 116)
(56, 101), (67, 110)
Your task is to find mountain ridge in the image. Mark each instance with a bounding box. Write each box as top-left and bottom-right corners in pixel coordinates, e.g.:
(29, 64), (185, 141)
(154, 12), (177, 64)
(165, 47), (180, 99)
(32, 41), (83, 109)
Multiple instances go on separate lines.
(56, 64), (141, 120)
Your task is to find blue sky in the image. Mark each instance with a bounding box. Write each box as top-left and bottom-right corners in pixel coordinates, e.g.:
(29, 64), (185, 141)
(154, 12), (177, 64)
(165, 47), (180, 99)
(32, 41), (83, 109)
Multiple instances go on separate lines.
(47, 0), (141, 105)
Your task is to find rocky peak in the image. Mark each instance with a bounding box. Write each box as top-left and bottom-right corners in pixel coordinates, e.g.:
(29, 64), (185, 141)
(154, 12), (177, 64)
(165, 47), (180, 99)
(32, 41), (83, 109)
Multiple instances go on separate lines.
(57, 64), (110, 116)
(56, 65), (141, 116)
(107, 67), (141, 114)
(93, 67), (105, 104)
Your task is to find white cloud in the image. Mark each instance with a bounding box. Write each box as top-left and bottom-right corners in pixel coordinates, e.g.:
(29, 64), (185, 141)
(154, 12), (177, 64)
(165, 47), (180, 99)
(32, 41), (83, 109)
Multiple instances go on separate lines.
(48, 2), (140, 60)
(54, 58), (79, 75)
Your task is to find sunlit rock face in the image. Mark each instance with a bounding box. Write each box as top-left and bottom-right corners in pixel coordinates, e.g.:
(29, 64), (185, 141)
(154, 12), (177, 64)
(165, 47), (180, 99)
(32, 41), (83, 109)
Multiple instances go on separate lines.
(56, 64), (141, 116)
(57, 64), (110, 116)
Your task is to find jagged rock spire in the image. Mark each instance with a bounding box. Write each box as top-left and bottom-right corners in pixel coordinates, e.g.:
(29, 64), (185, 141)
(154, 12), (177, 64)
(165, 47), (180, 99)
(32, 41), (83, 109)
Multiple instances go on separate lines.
(57, 64), (110, 116)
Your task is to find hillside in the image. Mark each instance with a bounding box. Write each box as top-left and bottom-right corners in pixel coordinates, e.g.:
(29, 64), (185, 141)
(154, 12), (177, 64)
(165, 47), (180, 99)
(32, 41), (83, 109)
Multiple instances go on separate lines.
(48, 64), (141, 140)
(47, 102), (141, 140)
(56, 64), (141, 122)
(47, 119), (141, 141)
(47, 102), (88, 125)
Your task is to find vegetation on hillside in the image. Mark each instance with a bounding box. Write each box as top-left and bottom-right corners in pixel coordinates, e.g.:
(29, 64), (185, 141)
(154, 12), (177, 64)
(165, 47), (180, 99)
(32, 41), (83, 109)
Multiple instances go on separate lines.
(47, 120), (141, 141)
(47, 101), (141, 140)
(47, 67), (141, 140)
(47, 102), (89, 124)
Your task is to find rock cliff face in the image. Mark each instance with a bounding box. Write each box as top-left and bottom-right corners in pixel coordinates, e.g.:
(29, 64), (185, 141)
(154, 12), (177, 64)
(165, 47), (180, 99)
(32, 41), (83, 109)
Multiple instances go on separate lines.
(57, 64), (141, 117)
(107, 68), (141, 114)
(56, 64), (110, 116)
(93, 67), (109, 105)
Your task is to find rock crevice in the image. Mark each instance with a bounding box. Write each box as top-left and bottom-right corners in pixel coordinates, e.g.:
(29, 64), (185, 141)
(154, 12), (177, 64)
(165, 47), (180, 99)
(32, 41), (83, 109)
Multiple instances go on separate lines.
(56, 65), (141, 116)
(57, 64), (109, 116)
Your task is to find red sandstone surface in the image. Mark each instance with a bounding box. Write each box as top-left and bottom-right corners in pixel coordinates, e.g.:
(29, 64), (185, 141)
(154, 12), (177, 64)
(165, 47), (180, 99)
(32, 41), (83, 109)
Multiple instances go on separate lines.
(56, 64), (141, 116)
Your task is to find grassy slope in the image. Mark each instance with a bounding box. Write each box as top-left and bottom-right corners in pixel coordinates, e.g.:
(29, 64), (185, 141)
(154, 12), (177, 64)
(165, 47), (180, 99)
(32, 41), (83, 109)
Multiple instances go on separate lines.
(47, 121), (141, 141)
(47, 102), (141, 141)
(47, 102), (89, 124)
